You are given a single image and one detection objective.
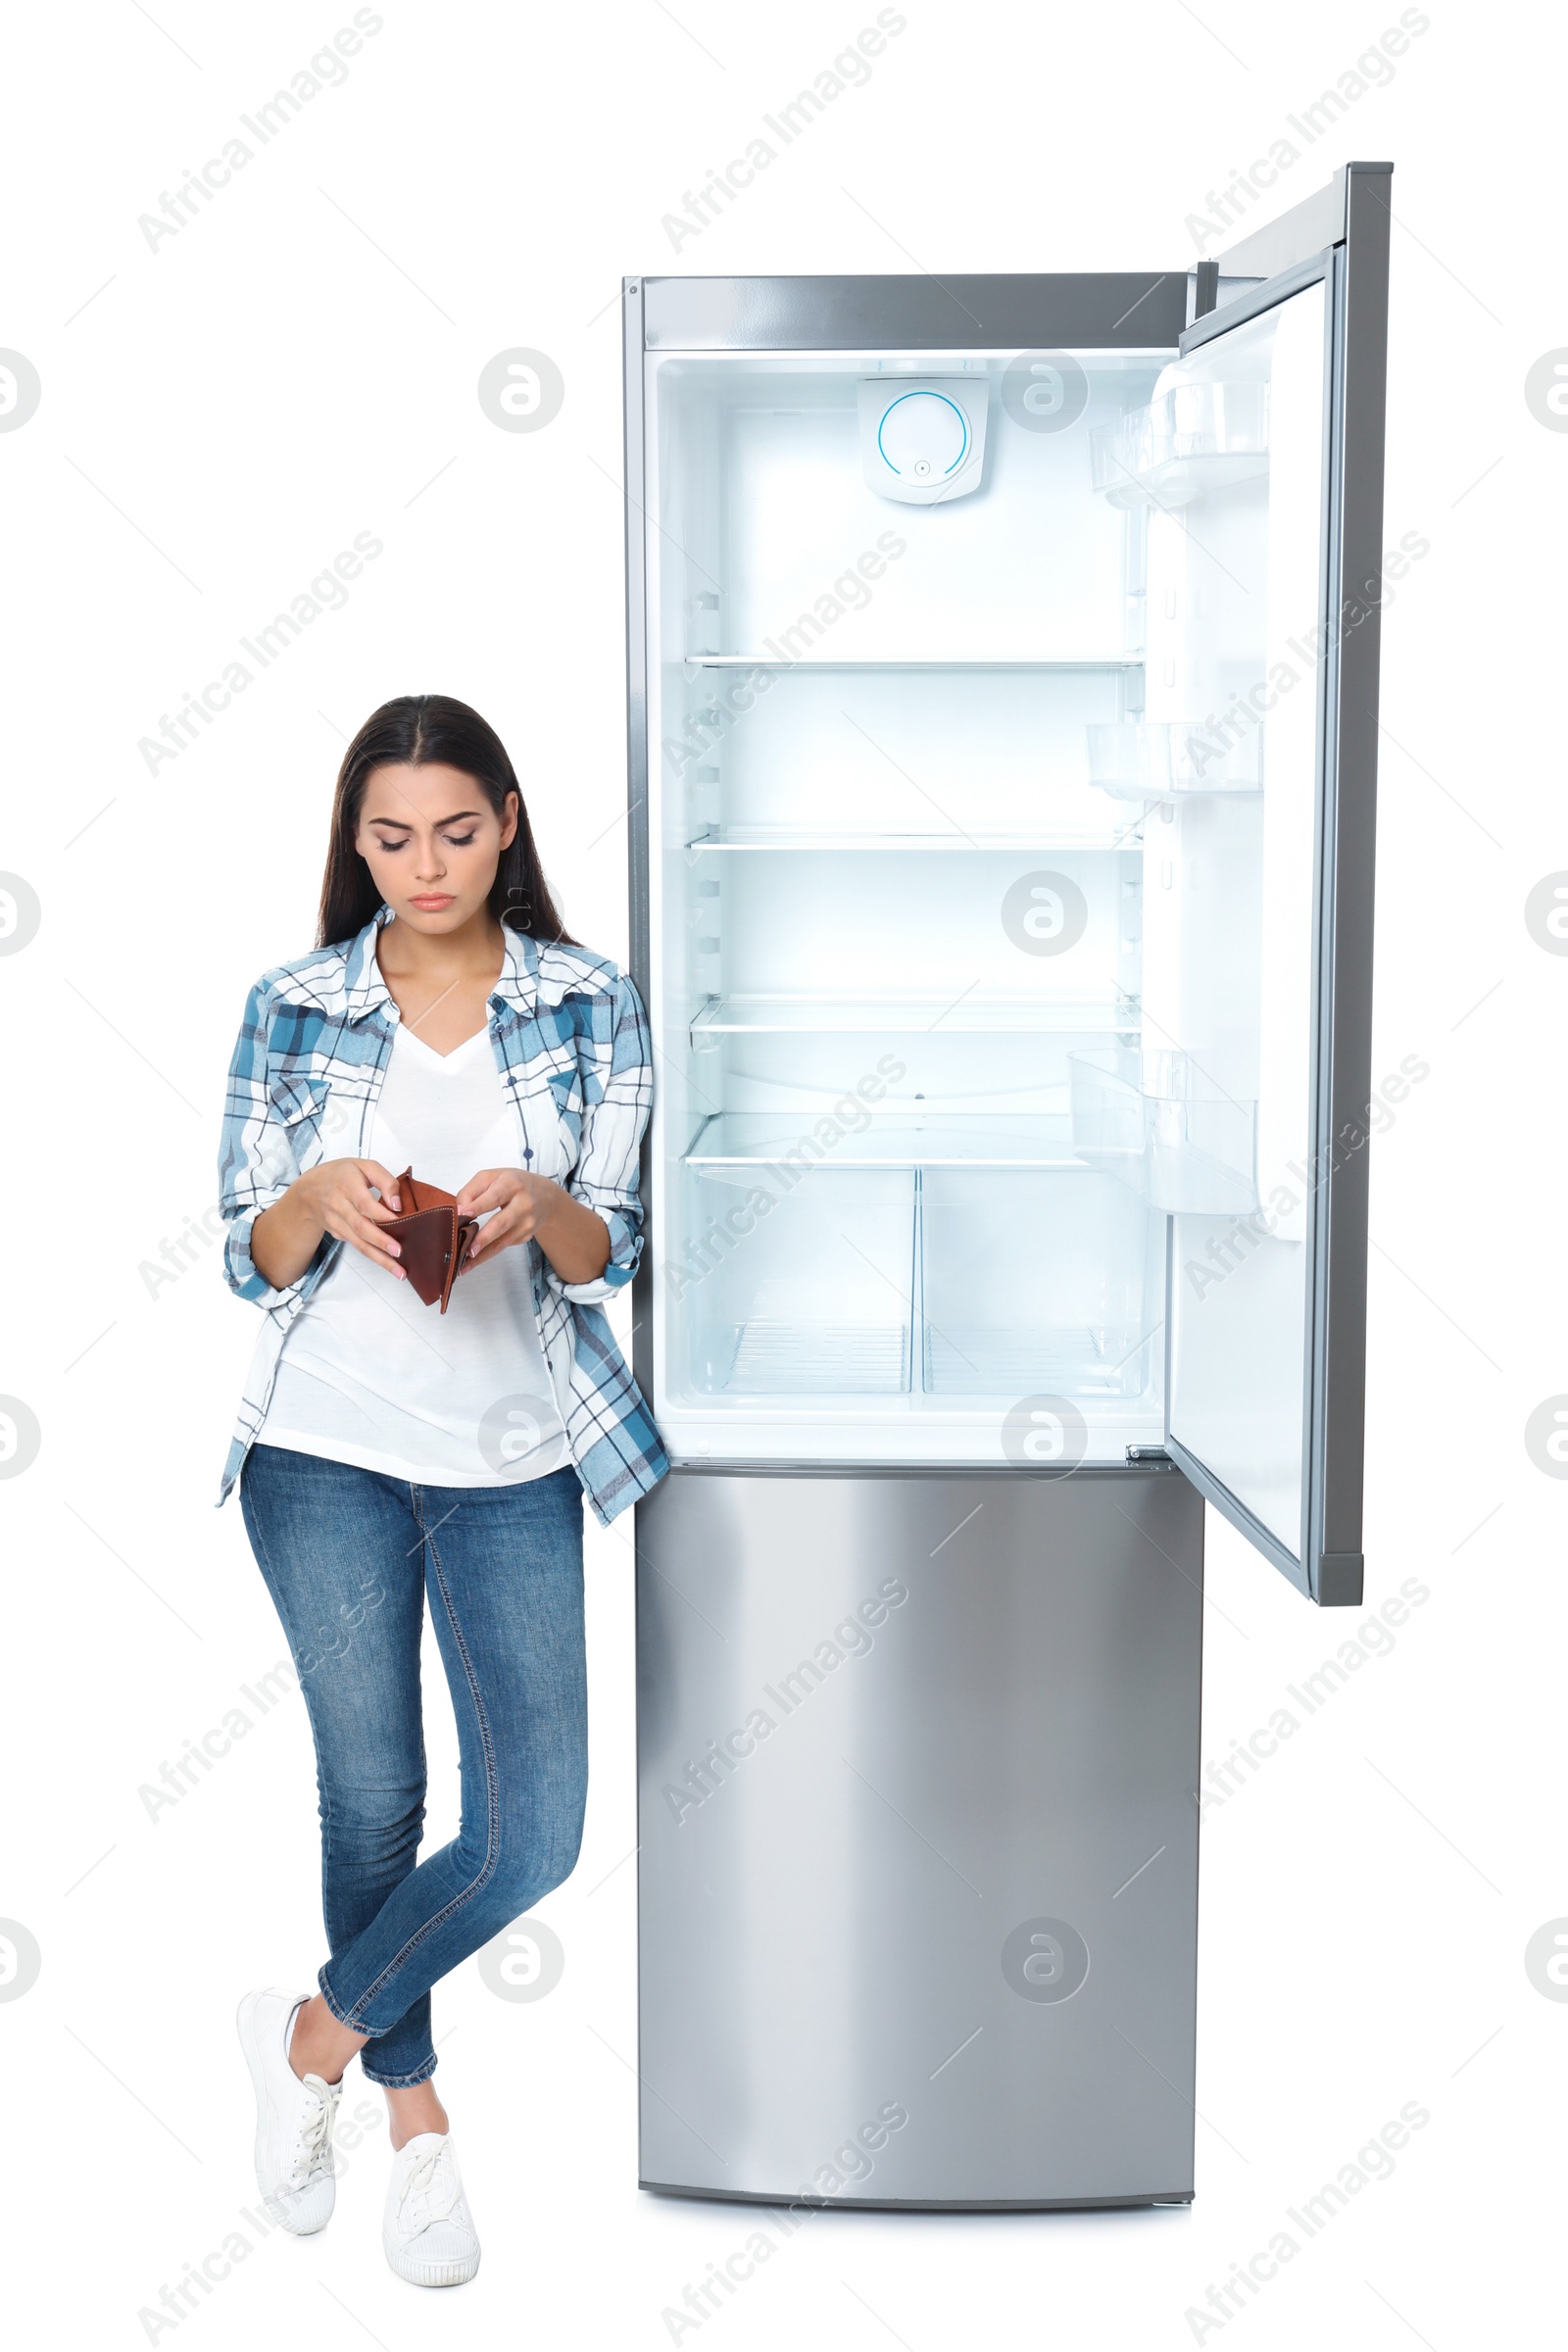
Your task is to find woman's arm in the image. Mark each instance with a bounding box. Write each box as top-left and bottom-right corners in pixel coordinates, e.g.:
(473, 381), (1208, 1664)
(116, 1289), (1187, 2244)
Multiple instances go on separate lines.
(220, 980), (308, 1305)
(544, 965), (654, 1303)
(220, 979), (416, 1300)
(251, 1160), (410, 1291)
(456, 966), (651, 1297)
(455, 1171), (610, 1284)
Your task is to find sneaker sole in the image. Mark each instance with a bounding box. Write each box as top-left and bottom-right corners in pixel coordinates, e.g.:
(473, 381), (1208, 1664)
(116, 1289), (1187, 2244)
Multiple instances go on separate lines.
(236, 1989), (333, 2236)
(383, 2233), (480, 2288)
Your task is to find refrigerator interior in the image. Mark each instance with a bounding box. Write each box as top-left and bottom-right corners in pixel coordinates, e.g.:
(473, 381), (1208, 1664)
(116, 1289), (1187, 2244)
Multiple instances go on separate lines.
(643, 338), (1287, 1466)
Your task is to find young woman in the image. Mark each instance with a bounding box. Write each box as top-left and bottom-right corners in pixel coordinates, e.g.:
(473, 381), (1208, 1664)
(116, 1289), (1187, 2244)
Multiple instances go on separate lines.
(219, 695), (666, 2287)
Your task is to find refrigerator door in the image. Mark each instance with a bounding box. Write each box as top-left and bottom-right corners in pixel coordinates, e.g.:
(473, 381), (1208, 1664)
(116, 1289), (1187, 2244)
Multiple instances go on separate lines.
(1155, 165), (1392, 1605)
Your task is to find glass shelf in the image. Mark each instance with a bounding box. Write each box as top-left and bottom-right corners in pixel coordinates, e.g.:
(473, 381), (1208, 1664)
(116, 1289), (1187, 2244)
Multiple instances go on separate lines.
(1086, 721), (1262, 800)
(1089, 381), (1269, 510)
(683, 825), (1141, 854)
(689, 994), (1141, 1041)
(1069, 1046), (1257, 1213)
(685, 1111), (1086, 1169)
(682, 655), (1145, 670)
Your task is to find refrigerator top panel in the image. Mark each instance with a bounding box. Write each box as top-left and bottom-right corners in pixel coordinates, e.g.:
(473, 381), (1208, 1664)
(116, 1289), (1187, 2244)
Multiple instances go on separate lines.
(638, 273), (1193, 354)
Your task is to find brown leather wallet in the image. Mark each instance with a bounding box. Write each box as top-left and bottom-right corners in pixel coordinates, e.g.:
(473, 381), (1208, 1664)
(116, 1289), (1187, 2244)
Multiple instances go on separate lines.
(382, 1168), (479, 1312)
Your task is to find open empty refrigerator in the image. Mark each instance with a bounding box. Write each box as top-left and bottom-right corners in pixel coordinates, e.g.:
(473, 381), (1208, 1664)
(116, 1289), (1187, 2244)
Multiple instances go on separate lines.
(626, 165), (1391, 2208)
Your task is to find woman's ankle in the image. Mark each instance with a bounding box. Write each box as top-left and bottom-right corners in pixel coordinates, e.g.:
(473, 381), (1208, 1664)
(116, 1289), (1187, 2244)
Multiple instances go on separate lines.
(385, 2082), (450, 2150)
(287, 1991), (363, 2085)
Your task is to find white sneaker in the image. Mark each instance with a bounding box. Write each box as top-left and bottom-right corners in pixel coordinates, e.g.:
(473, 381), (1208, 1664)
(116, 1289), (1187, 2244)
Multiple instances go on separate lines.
(236, 1987), (341, 2234)
(383, 2132), (481, 2287)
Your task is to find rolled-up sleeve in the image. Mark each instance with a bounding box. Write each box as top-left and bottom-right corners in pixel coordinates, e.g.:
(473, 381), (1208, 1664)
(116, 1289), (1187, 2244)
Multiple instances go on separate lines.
(550, 967), (654, 1307)
(218, 982), (315, 1310)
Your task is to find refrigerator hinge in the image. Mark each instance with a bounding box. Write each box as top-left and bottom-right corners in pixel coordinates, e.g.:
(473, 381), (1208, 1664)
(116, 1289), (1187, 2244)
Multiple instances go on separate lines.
(1125, 1445), (1177, 1470)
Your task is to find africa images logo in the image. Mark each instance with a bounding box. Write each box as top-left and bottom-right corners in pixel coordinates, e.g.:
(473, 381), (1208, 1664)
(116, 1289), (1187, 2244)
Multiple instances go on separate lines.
(1001, 1395), (1088, 1472)
(1001, 1917), (1090, 2003)
(0, 874), (41, 955)
(0, 1920), (41, 2001)
(0, 352), (40, 432)
(476, 350), (564, 433)
(0, 1397), (41, 1480)
(476, 1915), (564, 2002)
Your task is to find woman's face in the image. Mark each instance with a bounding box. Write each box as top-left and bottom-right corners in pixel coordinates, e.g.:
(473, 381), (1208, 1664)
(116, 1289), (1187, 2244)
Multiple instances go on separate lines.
(355, 762), (518, 936)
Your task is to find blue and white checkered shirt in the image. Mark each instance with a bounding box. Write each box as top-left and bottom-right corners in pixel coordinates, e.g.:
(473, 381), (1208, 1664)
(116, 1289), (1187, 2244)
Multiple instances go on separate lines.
(217, 908), (667, 1524)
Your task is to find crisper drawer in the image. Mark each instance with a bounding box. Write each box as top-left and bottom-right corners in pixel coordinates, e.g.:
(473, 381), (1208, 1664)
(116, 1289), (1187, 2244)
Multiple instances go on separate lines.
(676, 1165), (915, 1397)
(919, 1168), (1156, 1397)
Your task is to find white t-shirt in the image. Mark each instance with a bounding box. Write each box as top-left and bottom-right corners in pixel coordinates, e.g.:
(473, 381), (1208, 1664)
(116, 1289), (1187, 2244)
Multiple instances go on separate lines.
(259, 1024), (569, 1486)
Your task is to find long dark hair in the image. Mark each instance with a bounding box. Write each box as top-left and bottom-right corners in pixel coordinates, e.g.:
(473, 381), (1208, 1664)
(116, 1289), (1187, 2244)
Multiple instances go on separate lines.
(317, 694), (573, 950)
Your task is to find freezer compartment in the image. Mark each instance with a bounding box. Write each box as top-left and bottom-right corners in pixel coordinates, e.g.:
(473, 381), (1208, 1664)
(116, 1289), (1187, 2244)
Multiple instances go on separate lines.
(920, 1167), (1156, 1397)
(1070, 1046), (1258, 1215)
(676, 1164), (914, 1396)
(636, 1468), (1203, 2207)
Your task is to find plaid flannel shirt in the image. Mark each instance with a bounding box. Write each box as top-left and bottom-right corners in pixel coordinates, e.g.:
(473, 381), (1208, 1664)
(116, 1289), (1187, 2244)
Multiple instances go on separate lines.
(217, 908), (667, 1525)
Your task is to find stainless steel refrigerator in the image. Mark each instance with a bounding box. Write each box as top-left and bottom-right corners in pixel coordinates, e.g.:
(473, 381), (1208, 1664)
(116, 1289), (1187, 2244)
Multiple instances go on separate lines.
(620, 163), (1392, 2210)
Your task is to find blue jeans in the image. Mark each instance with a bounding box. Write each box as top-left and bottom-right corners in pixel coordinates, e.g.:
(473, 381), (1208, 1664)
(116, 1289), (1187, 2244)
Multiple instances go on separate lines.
(240, 1446), (587, 2086)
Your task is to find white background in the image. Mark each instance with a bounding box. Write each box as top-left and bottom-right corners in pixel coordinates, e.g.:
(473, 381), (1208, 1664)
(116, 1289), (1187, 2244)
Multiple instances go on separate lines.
(0, 2), (1561, 2344)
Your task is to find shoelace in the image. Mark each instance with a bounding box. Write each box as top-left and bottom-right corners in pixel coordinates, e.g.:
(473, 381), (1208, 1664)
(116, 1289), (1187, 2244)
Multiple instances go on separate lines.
(398, 2141), (460, 2229)
(292, 2077), (339, 2185)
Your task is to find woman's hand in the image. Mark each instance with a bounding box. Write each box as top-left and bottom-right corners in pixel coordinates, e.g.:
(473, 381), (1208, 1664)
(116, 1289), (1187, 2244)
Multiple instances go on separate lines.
(251, 1160), (407, 1292)
(457, 1168), (611, 1287)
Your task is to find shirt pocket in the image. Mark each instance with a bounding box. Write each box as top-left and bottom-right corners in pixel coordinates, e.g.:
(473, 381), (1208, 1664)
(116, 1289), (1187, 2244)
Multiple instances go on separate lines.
(268, 1072), (331, 1167)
